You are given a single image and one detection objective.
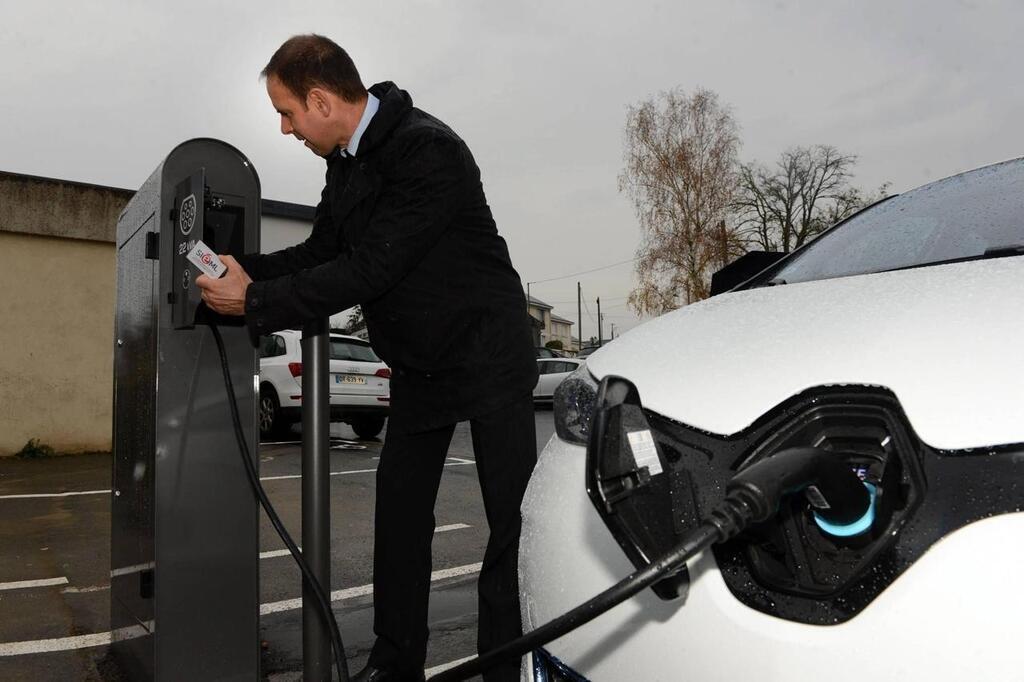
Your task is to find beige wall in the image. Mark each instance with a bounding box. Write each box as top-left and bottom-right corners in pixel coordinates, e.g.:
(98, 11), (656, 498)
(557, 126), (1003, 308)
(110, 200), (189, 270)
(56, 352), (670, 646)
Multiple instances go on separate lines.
(527, 302), (576, 350)
(551, 320), (573, 349)
(0, 232), (115, 455)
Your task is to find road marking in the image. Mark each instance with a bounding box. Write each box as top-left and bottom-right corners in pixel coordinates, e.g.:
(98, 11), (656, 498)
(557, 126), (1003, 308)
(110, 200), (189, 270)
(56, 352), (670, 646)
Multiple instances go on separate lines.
(0, 631), (113, 656)
(0, 563), (484, 656)
(110, 562), (154, 578)
(61, 585), (108, 594)
(0, 489), (110, 501)
(0, 459), (478, 499)
(0, 576), (68, 591)
(425, 655), (477, 677)
(260, 548), (300, 559)
(436, 523), (471, 533)
(57, 548), (305, 594)
(260, 464), (376, 481)
(259, 562), (482, 615)
(59, 548), (307, 592)
(260, 459), (474, 482)
(58, 536), (463, 594)
(263, 438), (366, 445)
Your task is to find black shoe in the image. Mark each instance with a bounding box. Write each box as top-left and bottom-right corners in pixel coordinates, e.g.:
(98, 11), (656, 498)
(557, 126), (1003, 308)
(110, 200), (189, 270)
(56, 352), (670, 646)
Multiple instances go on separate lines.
(350, 665), (425, 682)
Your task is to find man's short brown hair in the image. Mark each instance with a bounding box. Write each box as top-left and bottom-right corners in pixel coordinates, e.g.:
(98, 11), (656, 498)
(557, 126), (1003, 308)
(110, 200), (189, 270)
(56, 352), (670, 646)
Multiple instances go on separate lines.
(262, 34), (367, 105)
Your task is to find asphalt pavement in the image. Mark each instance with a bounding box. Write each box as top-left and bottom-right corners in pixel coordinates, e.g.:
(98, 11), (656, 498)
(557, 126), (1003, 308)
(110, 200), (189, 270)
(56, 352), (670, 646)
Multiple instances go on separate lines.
(0, 411), (556, 681)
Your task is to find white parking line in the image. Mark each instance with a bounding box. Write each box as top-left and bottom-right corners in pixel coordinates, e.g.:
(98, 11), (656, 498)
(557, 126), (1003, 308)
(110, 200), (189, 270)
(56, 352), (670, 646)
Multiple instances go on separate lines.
(61, 585), (108, 594)
(0, 490), (110, 501)
(260, 548), (300, 559)
(260, 467), (377, 482)
(0, 459), (478, 500)
(259, 562), (482, 615)
(0, 562), (484, 656)
(109, 562), (155, 579)
(425, 655), (477, 677)
(435, 523), (471, 533)
(0, 577), (68, 592)
(0, 631), (113, 656)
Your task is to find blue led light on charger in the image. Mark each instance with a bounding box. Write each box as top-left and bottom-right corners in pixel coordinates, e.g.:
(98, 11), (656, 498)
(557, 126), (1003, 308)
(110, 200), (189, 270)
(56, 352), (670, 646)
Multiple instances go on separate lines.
(814, 482), (877, 537)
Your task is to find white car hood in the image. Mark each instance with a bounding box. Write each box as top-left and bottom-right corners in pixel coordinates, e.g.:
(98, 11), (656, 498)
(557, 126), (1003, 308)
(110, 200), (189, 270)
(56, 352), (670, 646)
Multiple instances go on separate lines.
(587, 257), (1024, 450)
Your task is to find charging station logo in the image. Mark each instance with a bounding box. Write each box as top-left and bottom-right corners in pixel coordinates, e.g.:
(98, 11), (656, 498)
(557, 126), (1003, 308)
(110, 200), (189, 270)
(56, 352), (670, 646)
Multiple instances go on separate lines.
(179, 194), (197, 236)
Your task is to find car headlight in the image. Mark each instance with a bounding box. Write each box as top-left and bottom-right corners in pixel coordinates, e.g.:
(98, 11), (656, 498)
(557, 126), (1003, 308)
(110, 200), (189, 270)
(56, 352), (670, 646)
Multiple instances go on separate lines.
(553, 365), (599, 445)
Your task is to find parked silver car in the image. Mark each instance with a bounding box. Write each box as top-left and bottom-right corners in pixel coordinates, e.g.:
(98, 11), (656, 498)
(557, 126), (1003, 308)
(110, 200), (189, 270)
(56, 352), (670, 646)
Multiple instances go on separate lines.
(533, 357), (585, 405)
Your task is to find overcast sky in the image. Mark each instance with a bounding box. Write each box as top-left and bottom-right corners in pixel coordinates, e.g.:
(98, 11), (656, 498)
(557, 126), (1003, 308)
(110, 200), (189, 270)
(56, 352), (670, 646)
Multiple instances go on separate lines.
(3, 0), (1022, 337)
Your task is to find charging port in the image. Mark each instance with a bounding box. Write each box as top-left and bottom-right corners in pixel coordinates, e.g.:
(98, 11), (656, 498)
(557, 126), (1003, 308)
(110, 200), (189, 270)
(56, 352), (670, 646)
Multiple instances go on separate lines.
(736, 399), (925, 598)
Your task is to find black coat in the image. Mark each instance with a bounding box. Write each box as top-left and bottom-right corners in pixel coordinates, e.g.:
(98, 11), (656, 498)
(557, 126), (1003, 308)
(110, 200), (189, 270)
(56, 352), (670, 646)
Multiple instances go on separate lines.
(239, 82), (537, 432)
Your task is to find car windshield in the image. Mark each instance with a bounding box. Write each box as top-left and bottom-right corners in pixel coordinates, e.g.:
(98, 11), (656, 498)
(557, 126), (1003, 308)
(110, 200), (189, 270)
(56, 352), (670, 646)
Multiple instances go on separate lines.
(765, 157), (1024, 285)
(330, 338), (381, 363)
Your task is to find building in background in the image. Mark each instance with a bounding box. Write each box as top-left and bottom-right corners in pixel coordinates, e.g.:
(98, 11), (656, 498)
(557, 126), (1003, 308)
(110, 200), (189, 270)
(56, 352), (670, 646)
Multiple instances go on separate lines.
(526, 295), (576, 352)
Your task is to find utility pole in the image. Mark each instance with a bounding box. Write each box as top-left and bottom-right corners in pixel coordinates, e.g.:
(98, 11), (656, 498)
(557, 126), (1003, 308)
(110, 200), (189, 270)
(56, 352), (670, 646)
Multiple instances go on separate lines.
(611, 323), (616, 340)
(577, 282), (582, 353)
(597, 297), (603, 347)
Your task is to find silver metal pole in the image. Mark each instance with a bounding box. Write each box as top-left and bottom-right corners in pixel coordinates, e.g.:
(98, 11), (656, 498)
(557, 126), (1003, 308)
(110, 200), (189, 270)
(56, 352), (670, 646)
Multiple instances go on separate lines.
(302, 318), (331, 681)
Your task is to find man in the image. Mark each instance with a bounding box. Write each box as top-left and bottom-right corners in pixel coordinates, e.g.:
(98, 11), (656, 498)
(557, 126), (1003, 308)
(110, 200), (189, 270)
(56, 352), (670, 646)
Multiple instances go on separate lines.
(197, 34), (538, 682)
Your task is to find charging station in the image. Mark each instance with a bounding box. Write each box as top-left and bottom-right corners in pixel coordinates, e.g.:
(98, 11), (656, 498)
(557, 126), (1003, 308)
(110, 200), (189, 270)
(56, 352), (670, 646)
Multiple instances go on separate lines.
(111, 139), (262, 680)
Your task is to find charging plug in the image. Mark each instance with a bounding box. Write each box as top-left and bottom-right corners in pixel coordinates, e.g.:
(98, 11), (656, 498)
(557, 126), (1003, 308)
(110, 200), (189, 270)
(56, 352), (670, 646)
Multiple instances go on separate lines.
(813, 482), (877, 537)
(726, 447), (873, 528)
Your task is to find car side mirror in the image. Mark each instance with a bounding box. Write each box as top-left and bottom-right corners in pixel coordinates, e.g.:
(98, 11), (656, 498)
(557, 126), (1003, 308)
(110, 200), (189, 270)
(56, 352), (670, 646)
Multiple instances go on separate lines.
(709, 251), (786, 296)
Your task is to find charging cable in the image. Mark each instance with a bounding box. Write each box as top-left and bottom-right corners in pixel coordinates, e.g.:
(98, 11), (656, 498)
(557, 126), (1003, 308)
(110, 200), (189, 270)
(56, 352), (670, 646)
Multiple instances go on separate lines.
(209, 324), (350, 682)
(430, 446), (873, 682)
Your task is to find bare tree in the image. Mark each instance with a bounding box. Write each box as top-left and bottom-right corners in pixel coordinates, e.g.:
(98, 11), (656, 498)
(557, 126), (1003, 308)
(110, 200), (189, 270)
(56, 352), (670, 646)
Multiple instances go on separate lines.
(342, 305), (364, 335)
(620, 87), (742, 314)
(733, 145), (885, 252)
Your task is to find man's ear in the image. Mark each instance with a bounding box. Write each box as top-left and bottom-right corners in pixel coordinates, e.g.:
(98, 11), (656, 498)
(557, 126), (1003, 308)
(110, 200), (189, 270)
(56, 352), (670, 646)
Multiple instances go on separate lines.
(307, 88), (331, 117)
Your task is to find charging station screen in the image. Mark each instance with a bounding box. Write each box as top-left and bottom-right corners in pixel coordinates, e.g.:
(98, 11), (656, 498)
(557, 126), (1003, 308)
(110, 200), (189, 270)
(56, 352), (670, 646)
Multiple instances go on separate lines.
(204, 204), (246, 258)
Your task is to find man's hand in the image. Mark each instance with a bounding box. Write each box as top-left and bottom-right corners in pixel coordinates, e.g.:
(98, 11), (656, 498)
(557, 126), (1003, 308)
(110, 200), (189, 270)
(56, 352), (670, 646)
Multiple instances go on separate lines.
(196, 255), (253, 316)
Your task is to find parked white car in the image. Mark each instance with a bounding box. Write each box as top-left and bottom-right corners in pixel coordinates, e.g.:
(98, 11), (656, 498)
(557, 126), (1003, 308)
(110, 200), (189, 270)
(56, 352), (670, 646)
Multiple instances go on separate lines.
(519, 158), (1024, 680)
(533, 357), (585, 405)
(258, 330), (390, 440)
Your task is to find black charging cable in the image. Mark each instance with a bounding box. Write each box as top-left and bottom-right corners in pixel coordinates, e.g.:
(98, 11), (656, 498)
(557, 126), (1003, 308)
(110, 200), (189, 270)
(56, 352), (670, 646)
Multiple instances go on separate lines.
(209, 324), (350, 682)
(430, 446), (872, 682)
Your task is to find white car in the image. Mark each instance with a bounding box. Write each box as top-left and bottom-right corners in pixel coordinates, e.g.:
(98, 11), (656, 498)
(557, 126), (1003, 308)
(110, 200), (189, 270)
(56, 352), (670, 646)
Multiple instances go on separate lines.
(258, 330), (390, 440)
(519, 158), (1024, 681)
(534, 357), (586, 405)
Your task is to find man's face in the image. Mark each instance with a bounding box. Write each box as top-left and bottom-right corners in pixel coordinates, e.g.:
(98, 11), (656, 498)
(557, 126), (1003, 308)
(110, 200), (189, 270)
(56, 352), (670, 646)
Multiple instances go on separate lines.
(266, 76), (332, 157)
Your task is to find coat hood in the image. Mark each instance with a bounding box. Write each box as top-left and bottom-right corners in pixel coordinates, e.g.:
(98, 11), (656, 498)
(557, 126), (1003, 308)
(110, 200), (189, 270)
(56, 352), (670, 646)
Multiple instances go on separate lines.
(587, 257), (1024, 450)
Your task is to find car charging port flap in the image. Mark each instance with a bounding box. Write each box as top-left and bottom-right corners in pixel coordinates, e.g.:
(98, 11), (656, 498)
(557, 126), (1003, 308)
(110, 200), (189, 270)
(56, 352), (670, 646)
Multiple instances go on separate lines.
(586, 375), (692, 600)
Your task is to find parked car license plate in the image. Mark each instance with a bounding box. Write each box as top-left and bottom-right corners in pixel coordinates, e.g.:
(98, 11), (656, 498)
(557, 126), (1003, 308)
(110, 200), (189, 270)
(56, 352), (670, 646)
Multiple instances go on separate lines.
(335, 374), (366, 385)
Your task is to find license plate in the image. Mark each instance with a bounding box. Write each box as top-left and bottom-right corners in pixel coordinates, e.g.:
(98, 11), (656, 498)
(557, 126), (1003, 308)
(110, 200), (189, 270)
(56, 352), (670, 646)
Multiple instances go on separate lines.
(335, 374), (366, 385)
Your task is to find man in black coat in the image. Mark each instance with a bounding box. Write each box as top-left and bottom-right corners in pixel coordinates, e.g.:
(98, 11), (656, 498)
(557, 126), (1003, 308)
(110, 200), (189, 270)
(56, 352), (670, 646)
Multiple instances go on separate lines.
(198, 34), (538, 682)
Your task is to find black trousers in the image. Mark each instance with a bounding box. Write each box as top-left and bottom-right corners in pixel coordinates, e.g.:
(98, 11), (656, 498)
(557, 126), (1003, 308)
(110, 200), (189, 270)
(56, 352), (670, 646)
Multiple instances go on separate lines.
(367, 393), (538, 681)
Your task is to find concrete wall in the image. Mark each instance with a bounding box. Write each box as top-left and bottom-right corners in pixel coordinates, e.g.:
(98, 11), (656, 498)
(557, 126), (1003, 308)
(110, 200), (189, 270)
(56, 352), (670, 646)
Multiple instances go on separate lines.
(0, 232), (116, 455)
(0, 172), (130, 456)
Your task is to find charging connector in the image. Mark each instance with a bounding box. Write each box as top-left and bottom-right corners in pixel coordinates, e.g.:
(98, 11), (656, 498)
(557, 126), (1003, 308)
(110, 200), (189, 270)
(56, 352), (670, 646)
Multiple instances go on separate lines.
(429, 446), (873, 682)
